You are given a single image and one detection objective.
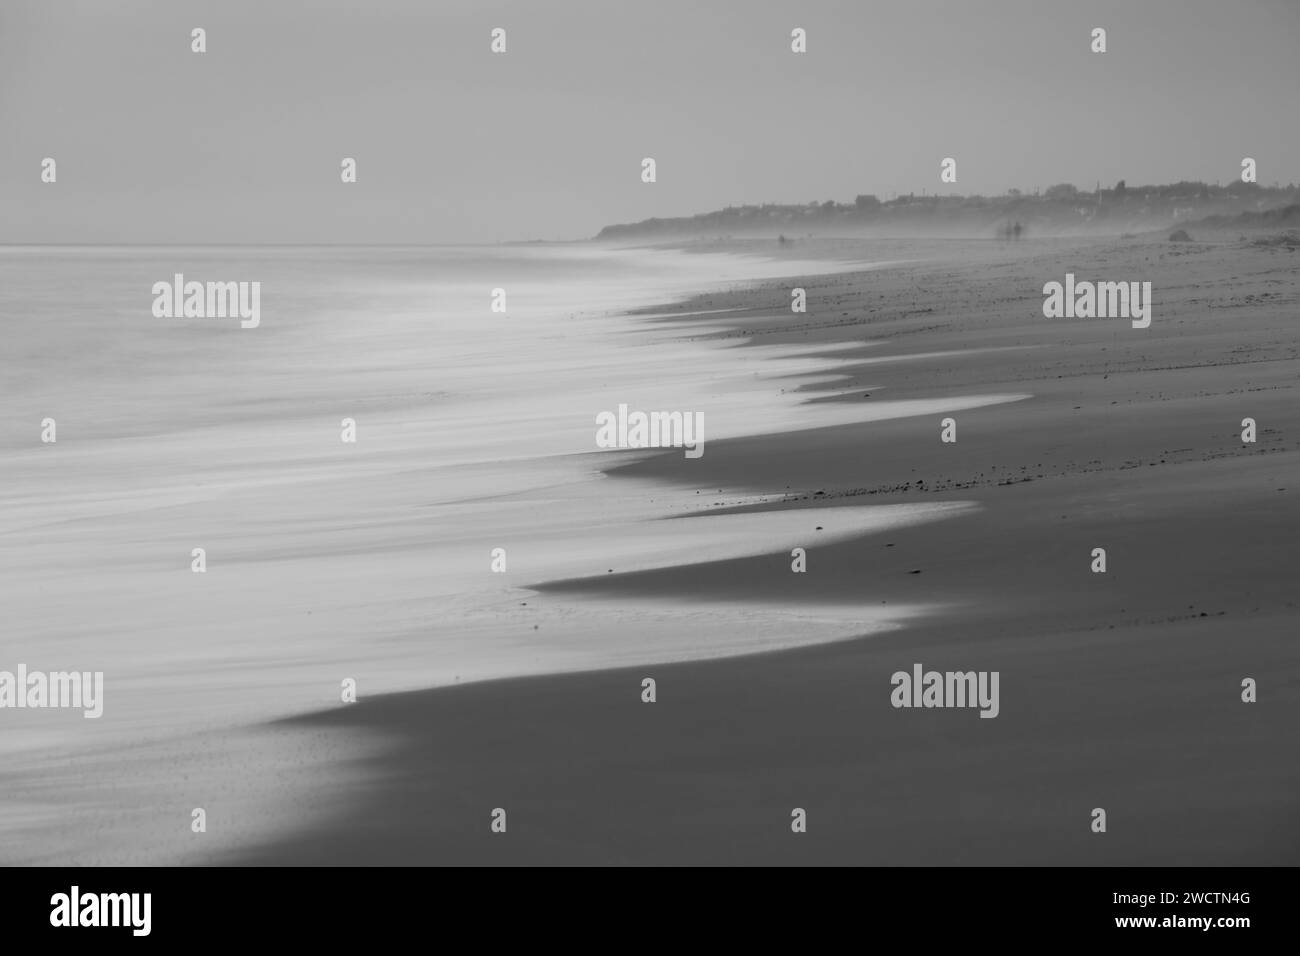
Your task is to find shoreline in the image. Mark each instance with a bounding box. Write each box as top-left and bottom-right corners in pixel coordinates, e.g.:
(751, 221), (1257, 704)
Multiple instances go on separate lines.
(225, 232), (1300, 865)
(231, 609), (1294, 866)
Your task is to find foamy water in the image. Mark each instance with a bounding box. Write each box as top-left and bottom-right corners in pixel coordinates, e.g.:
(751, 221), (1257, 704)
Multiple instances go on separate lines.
(0, 244), (1028, 861)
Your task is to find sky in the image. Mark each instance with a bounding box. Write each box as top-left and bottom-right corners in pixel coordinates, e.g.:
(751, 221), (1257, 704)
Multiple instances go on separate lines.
(2, 0), (1298, 244)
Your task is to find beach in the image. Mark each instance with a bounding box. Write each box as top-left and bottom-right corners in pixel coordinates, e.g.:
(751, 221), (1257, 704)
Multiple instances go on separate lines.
(0, 242), (951, 864)
(3, 235), (1296, 865)
(229, 233), (1299, 865)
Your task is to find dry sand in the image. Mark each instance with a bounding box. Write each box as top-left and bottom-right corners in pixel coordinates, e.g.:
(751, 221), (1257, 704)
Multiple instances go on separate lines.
(235, 234), (1300, 865)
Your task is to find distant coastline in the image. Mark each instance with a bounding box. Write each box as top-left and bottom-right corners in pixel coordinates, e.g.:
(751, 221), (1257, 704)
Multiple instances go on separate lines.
(596, 181), (1300, 241)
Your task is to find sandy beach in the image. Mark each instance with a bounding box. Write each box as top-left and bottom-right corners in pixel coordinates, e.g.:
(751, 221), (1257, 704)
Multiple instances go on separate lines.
(2, 244), (910, 865)
(220, 233), (1300, 865)
(7, 2), (1300, 931)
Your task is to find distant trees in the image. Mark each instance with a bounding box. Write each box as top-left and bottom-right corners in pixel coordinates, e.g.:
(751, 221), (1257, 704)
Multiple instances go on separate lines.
(854, 194), (882, 211)
(1114, 179), (1127, 197)
(1045, 183), (1079, 200)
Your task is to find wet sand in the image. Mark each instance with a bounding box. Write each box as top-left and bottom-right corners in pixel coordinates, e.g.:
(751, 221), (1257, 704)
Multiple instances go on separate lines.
(236, 234), (1300, 865)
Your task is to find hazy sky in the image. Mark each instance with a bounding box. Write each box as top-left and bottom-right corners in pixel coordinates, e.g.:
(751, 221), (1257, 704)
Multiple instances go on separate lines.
(3, 0), (1297, 244)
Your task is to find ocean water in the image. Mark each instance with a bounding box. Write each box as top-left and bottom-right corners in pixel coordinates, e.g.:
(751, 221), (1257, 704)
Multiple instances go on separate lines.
(0, 244), (1029, 860)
